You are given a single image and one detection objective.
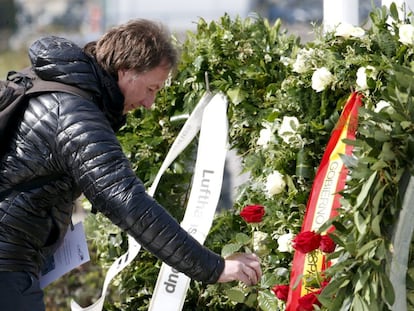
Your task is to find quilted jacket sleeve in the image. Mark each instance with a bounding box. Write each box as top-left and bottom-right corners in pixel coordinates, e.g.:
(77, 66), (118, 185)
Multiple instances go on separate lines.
(55, 94), (225, 284)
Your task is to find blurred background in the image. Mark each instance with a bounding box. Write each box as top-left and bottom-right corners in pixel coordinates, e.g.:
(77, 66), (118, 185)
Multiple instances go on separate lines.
(0, 0), (382, 78)
(0, 0), (382, 52)
(0, 0), (384, 310)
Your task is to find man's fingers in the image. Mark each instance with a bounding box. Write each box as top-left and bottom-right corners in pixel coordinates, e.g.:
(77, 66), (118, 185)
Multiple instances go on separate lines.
(240, 256), (262, 285)
(244, 265), (258, 285)
(219, 252), (263, 285)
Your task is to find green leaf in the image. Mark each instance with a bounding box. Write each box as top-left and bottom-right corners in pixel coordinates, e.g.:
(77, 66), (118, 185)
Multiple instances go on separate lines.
(401, 120), (411, 130)
(244, 292), (258, 307)
(227, 87), (246, 105)
(260, 272), (279, 288)
(320, 281), (351, 310)
(354, 211), (367, 235)
(225, 287), (245, 303)
(235, 232), (250, 244)
(354, 269), (370, 293)
(380, 273), (395, 306)
(374, 130), (390, 142)
(257, 290), (278, 311)
(371, 159), (388, 170)
(356, 240), (379, 258)
(221, 243), (243, 257)
(389, 2), (399, 20)
(371, 185), (386, 215)
(371, 212), (383, 237)
(352, 294), (370, 311)
(375, 239), (386, 259)
(355, 172), (377, 209)
(379, 142), (395, 161)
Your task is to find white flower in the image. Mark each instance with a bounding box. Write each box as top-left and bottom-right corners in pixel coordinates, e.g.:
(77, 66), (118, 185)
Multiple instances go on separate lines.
(374, 100), (391, 113)
(223, 30), (233, 41)
(280, 56), (291, 66)
(399, 24), (414, 45)
(311, 67), (333, 92)
(277, 232), (294, 253)
(265, 170), (286, 196)
(264, 54), (272, 63)
(292, 48), (314, 73)
(278, 116), (300, 144)
(253, 231), (269, 255)
(257, 123), (274, 147)
(356, 66), (377, 90)
(292, 54), (307, 73)
(335, 23), (365, 38)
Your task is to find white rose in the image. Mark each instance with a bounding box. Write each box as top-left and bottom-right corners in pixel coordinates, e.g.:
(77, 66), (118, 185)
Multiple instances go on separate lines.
(280, 56), (291, 66)
(257, 123), (273, 147)
(292, 49), (313, 73)
(257, 128), (272, 147)
(265, 170), (286, 196)
(335, 23), (365, 38)
(278, 116), (300, 144)
(374, 100), (391, 113)
(356, 67), (368, 89)
(292, 54), (307, 73)
(399, 24), (414, 45)
(356, 66), (376, 90)
(311, 67), (333, 92)
(277, 232), (294, 253)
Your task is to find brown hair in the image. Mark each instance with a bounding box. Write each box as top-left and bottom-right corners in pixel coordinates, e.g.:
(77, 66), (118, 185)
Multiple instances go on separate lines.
(84, 19), (178, 78)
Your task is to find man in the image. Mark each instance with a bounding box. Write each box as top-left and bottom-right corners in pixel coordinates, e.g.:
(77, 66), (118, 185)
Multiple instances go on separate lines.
(0, 19), (261, 310)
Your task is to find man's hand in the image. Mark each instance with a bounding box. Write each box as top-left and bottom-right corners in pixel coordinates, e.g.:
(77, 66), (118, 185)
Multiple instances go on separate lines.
(218, 253), (262, 286)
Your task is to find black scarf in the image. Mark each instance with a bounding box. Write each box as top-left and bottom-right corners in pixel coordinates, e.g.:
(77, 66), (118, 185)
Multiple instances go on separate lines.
(87, 55), (126, 132)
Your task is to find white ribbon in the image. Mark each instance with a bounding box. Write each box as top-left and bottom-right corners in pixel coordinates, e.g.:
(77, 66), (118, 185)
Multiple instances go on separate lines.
(148, 92), (228, 311)
(70, 235), (140, 311)
(71, 91), (228, 311)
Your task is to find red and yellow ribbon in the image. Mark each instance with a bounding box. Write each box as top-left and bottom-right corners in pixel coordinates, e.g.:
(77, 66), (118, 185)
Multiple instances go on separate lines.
(286, 92), (362, 310)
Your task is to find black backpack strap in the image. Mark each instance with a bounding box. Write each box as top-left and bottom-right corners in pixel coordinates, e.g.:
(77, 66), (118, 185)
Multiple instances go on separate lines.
(27, 78), (94, 101)
(0, 173), (63, 202)
(15, 67), (94, 101)
(0, 69), (95, 200)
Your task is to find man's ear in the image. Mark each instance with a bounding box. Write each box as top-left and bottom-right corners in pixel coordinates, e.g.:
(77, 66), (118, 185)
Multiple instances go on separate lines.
(118, 69), (127, 79)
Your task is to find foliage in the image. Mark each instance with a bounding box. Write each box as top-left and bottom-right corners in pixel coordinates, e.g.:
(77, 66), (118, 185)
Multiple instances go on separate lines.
(87, 4), (414, 311)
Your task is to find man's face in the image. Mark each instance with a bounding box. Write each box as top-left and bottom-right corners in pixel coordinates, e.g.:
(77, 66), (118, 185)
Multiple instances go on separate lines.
(118, 64), (170, 113)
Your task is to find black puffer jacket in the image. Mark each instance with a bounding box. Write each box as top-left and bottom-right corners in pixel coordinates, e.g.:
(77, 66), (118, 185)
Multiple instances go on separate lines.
(0, 36), (224, 283)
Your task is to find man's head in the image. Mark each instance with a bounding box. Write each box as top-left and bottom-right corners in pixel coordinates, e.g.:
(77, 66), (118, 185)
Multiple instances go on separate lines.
(94, 19), (178, 78)
(86, 19), (178, 112)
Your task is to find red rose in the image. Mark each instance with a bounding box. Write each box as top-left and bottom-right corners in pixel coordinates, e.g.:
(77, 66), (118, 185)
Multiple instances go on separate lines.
(292, 231), (321, 253)
(271, 284), (289, 301)
(319, 234), (336, 253)
(296, 290), (322, 311)
(240, 204), (265, 223)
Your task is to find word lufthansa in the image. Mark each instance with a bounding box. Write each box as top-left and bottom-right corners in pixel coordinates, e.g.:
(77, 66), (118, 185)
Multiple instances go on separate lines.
(164, 169), (214, 294)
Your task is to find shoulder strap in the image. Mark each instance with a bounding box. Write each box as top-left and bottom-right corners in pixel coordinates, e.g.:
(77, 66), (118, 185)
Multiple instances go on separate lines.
(17, 67), (94, 101)
(0, 69), (94, 197)
(27, 79), (94, 101)
(0, 173), (63, 202)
